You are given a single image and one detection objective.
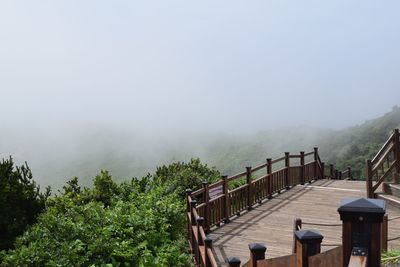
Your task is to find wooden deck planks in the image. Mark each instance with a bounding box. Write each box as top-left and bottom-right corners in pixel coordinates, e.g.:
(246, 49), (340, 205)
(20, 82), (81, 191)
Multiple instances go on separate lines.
(209, 179), (400, 266)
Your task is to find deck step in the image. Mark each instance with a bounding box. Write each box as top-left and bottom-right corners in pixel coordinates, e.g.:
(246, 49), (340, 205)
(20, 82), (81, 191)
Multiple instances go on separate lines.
(383, 182), (400, 198)
(376, 192), (400, 208)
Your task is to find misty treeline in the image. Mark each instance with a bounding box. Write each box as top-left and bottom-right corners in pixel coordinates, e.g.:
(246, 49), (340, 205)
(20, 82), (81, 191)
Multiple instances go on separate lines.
(3, 106), (400, 191)
(0, 157), (220, 266)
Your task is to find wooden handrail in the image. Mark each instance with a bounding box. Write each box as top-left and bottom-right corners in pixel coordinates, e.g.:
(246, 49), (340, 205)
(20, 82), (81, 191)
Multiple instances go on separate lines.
(365, 129), (400, 198)
(372, 131), (395, 164)
(186, 148), (327, 266)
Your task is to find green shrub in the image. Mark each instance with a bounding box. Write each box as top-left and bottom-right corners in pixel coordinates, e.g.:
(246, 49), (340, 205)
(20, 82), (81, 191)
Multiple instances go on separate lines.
(0, 157), (50, 250)
(2, 158), (217, 266)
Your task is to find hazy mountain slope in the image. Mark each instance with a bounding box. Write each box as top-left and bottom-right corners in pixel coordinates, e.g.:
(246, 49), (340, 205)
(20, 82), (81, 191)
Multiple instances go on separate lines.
(206, 106), (400, 179)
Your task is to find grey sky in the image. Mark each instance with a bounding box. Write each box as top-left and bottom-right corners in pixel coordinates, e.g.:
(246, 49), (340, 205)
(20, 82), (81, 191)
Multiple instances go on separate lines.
(1, 1), (400, 134)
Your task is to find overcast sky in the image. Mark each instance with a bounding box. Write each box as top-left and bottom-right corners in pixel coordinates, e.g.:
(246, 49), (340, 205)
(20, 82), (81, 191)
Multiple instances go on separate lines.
(1, 1), (400, 134)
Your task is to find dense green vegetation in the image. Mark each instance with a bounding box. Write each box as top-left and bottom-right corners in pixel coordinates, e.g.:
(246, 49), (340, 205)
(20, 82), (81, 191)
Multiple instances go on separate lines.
(0, 157), (50, 250)
(0, 159), (220, 266)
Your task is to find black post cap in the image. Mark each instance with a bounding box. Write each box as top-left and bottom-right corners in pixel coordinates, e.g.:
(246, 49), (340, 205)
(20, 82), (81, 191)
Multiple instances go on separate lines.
(248, 243), (267, 253)
(202, 181), (209, 186)
(295, 229), (323, 244)
(190, 200), (197, 207)
(196, 217), (205, 225)
(227, 256), (241, 266)
(204, 236), (212, 246)
(185, 189), (192, 195)
(338, 198), (386, 223)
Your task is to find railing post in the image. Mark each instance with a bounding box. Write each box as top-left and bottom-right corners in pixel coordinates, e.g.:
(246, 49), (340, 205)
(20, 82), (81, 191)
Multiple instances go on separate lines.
(203, 181), (210, 233)
(365, 160), (374, 198)
(186, 189), (192, 242)
(338, 197), (386, 267)
(294, 229), (323, 267)
(394, 172), (400, 184)
(248, 243), (266, 267)
(246, 166), (253, 210)
(348, 167), (352, 180)
(190, 200), (197, 226)
(197, 217), (205, 245)
(293, 218), (302, 253)
(223, 175), (230, 223)
(204, 236), (213, 267)
(186, 189), (192, 212)
(339, 171), (342, 180)
(196, 217), (204, 264)
(227, 257), (241, 267)
(335, 170), (338, 180)
(285, 152), (290, 189)
(267, 158), (272, 199)
(321, 162), (325, 179)
(394, 129), (400, 174)
(381, 214), (388, 252)
(300, 151), (305, 185)
(330, 164), (334, 179)
(189, 200), (197, 262)
(313, 147), (319, 179)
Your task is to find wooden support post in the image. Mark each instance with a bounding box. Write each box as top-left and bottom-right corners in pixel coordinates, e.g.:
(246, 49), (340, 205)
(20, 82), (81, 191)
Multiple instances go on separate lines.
(381, 214), (388, 252)
(267, 158), (272, 199)
(197, 217), (205, 246)
(338, 197), (386, 267)
(285, 152), (290, 189)
(186, 189), (192, 212)
(313, 147), (319, 180)
(190, 200), (197, 226)
(223, 175), (230, 223)
(195, 217), (204, 264)
(186, 189), (192, 242)
(204, 236), (213, 267)
(203, 181), (210, 233)
(348, 167), (352, 180)
(293, 218), (302, 253)
(366, 160), (374, 198)
(246, 166), (253, 210)
(339, 171), (342, 180)
(227, 257), (241, 267)
(394, 172), (400, 184)
(335, 170), (339, 180)
(321, 162), (325, 180)
(295, 229), (323, 267)
(395, 129), (400, 174)
(300, 151), (305, 185)
(248, 243), (266, 267)
(330, 164), (334, 179)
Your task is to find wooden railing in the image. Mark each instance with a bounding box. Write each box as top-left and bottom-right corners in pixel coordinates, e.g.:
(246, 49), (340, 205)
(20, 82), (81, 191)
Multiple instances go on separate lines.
(366, 129), (400, 198)
(186, 147), (352, 267)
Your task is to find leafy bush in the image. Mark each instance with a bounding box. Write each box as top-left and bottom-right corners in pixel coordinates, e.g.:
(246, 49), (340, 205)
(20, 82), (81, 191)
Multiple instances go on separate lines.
(153, 158), (221, 193)
(1, 158), (217, 266)
(0, 157), (50, 250)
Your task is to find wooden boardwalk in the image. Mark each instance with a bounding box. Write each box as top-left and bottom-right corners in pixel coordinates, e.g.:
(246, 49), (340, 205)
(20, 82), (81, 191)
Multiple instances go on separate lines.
(209, 179), (400, 266)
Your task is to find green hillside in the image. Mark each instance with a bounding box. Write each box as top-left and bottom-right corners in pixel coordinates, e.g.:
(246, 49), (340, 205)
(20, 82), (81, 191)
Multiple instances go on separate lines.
(206, 106), (400, 179)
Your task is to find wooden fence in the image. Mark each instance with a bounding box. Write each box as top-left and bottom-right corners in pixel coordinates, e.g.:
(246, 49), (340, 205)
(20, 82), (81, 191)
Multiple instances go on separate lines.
(366, 129), (400, 198)
(186, 148), (351, 267)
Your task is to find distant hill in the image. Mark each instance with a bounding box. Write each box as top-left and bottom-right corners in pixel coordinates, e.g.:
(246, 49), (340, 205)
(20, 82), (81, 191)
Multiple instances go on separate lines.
(318, 105), (400, 178)
(205, 106), (400, 179)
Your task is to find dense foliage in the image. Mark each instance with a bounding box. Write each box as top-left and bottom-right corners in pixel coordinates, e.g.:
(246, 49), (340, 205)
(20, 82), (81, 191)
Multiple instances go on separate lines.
(0, 159), (220, 266)
(0, 157), (49, 250)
